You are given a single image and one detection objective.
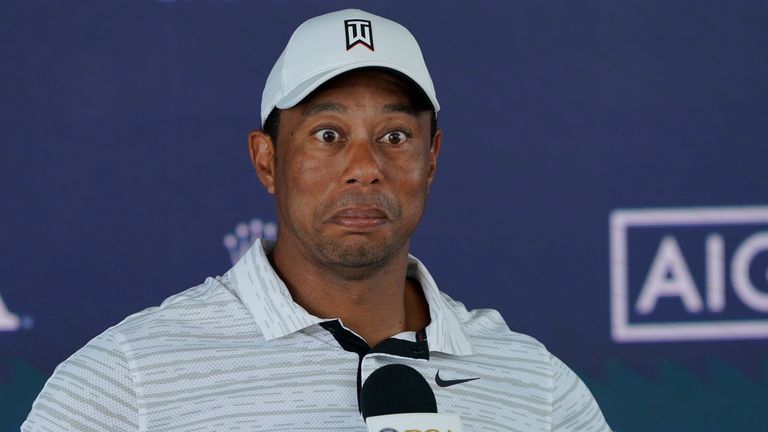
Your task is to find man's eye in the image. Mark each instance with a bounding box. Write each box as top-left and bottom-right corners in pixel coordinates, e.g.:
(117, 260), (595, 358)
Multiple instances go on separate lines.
(314, 129), (339, 143)
(381, 131), (406, 145)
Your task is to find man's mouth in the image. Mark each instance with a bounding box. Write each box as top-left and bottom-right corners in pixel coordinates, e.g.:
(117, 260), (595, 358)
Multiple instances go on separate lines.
(328, 207), (389, 230)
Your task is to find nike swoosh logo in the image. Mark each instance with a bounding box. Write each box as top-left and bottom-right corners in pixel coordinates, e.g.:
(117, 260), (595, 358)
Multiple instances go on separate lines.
(435, 370), (480, 387)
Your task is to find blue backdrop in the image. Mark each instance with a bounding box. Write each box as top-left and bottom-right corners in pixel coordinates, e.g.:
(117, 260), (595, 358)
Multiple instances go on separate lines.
(2, 1), (767, 430)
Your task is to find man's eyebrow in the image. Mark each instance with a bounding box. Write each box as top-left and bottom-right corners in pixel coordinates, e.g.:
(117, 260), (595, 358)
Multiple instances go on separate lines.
(301, 102), (348, 118)
(382, 103), (420, 117)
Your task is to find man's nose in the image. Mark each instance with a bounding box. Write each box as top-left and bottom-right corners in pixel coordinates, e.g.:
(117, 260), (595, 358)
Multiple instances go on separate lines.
(343, 137), (382, 185)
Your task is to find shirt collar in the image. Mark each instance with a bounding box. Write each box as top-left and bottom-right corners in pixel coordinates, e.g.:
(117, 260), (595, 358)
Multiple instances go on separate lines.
(226, 239), (474, 356)
(406, 255), (474, 356)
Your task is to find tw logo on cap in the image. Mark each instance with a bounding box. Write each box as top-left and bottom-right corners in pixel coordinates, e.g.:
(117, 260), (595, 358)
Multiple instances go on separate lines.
(345, 19), (374, 51)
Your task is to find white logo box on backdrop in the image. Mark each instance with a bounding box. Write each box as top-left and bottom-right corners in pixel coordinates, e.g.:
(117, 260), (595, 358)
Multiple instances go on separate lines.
(610, 206), (768, 342)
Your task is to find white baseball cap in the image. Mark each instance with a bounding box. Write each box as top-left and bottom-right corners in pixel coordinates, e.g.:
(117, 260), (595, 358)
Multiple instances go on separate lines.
(261, 9), (440, 126)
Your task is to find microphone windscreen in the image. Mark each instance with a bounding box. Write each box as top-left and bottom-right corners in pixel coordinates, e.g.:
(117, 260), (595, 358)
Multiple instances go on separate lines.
(360, 364), (437, 419)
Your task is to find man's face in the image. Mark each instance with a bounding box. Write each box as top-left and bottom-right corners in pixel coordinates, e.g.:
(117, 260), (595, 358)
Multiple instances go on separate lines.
(256, 70), (440, 271)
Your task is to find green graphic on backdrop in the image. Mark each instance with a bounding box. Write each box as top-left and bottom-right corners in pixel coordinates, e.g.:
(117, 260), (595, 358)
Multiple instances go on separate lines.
(0, 358), (46, 432)
(585, 357), (768, 431)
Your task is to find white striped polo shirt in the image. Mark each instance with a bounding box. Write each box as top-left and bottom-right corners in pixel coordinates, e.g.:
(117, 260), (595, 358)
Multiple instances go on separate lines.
(22, 240), (611, 431)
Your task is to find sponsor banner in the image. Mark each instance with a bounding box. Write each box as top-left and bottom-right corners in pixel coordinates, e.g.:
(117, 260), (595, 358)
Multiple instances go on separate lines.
(610, 206), (768, 342)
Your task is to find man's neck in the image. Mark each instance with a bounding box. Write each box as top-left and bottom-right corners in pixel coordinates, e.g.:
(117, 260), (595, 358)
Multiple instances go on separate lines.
(268, 239), (429, 348)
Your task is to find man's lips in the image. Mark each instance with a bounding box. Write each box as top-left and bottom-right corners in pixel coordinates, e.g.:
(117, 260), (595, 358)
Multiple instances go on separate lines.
(328, 207), (389, 229)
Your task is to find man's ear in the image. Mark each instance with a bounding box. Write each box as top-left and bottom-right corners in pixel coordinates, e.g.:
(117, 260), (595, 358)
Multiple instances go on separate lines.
(427, 128), (442, 186)
(248, 130), (276, 194)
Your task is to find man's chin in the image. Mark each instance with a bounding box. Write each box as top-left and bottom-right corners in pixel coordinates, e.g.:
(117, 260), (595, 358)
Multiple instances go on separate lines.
(314, 237), (402, 271)
(325, 245), (390, 269)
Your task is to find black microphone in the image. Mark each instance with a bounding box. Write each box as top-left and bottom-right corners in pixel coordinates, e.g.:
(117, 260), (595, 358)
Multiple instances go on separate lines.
(360, 364), (464, 431)
(360, 363), (437, 419)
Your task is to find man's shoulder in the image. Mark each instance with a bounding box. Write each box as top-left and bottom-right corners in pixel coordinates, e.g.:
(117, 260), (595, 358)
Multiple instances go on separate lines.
(94, 275), (259, 352)
(22, 276), (262, 431)
(438, 291), (548, 356)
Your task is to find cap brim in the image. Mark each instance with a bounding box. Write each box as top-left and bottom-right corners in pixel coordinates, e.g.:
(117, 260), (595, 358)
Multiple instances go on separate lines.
(274, 61), (440, 113)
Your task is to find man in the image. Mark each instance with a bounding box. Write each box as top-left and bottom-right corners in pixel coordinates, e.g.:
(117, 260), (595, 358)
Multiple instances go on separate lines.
(23, 9), (610, 431)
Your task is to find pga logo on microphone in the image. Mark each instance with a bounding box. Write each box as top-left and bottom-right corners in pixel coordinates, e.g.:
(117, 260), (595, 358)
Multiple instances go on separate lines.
(609, 206), (768, 342)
